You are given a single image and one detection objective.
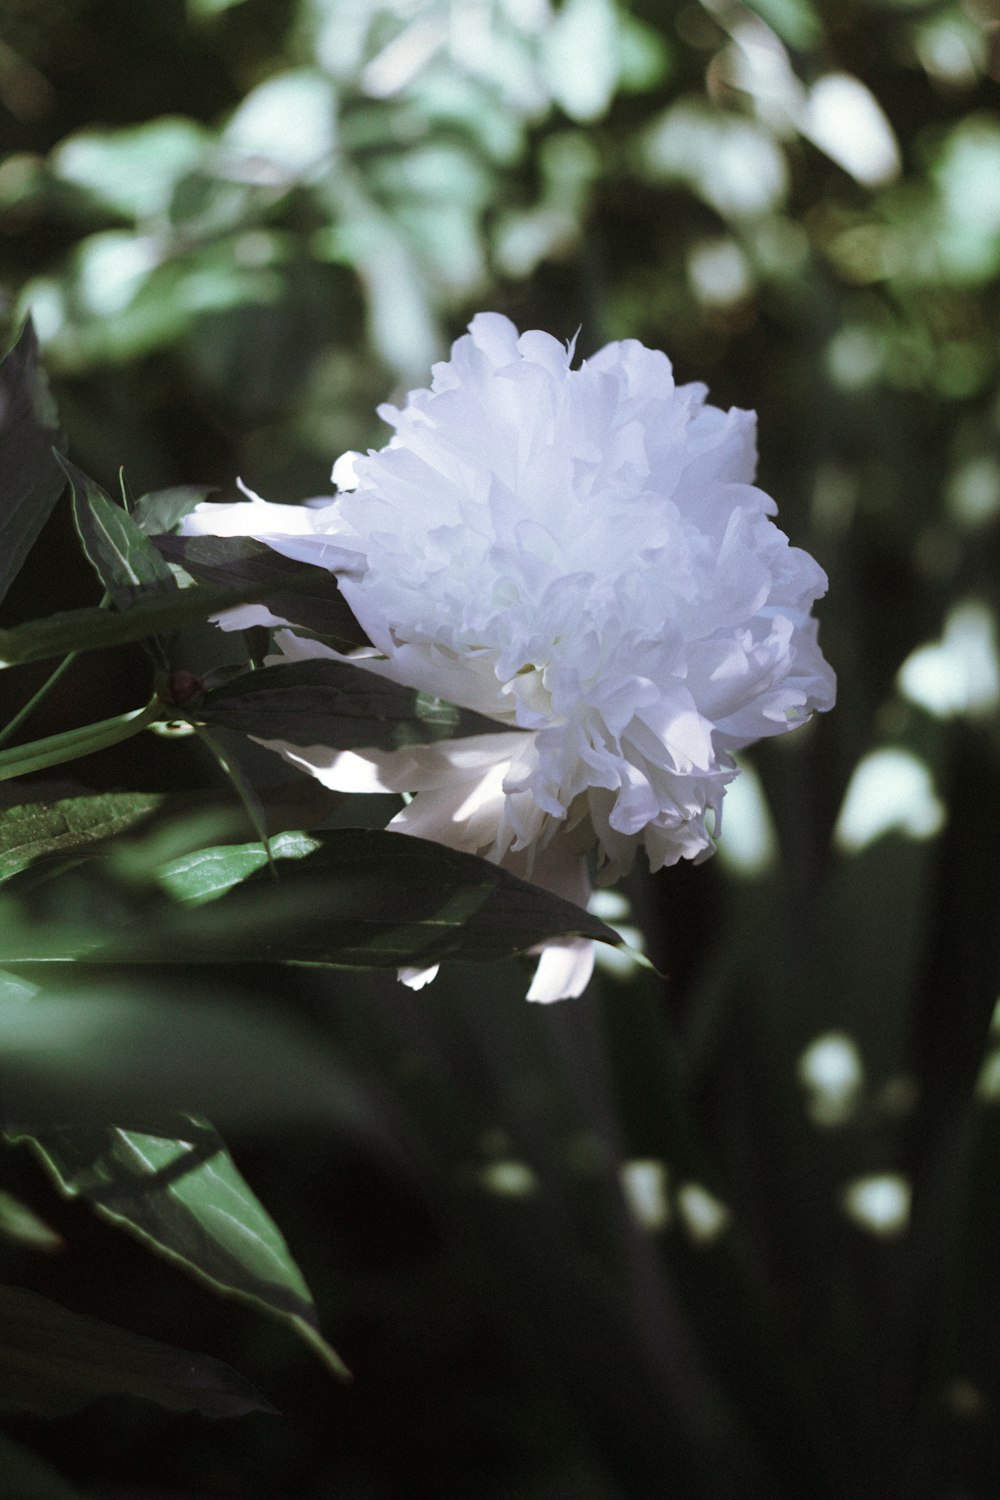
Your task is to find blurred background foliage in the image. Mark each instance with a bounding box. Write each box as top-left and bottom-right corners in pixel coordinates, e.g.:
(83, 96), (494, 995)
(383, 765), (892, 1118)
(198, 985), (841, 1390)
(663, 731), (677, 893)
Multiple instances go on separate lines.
(2, 0), (1000, 1496)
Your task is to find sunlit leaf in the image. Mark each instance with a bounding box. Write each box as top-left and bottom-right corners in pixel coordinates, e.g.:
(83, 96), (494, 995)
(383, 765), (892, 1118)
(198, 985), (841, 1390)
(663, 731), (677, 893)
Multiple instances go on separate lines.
(64, 459), (177, 610)
(0, 320), (66, 609)
(10, 1123), (349, 1379)
(223, 69), (337, 177)
(50, 119), (209, 221)
(741, 0), (823, 49)
(0, 1190), (62, 1253)
(189, 0), (250, 16)
(0, 1285), (273, 1417)
(132, 484), (217, 535)
(157, 829), (317, 903)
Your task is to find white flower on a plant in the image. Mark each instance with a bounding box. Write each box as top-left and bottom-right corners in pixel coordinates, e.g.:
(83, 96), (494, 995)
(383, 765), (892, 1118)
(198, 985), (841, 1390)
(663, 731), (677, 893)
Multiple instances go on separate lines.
(184, 313), (835, 1000)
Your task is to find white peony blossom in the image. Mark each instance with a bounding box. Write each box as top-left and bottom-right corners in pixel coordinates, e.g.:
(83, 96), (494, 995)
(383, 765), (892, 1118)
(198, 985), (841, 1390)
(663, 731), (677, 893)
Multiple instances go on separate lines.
(184, 312), (835, 1000)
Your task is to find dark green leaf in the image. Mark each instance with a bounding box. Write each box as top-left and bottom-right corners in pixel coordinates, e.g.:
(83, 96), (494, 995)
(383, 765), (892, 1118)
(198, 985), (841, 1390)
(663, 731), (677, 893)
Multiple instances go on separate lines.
(121, 830), (608, 967)
(0, 1433), (86, 1498)
(0, 575), (325, 667)
(0, 1284), (274, 1417)
(0, 792), (163, 883)
(198, 658), (515, 750)
(0, 829), (618, 970)
(0, 321), (66, 609)
(63, 458), (177, 609)
(0, 974), (378, 1139)
(154, 533), (369, 650)
(170, 827), (619, 967)
(9, 1123), (349, 1379)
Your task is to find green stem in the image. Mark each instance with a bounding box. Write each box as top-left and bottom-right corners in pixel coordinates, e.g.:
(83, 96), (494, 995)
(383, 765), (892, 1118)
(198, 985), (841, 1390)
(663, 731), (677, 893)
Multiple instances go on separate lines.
(0, 592), (110, 749)
(194, 724), (276, 875)
(0, 652), (79, 750)
(0, 697), (163, 783)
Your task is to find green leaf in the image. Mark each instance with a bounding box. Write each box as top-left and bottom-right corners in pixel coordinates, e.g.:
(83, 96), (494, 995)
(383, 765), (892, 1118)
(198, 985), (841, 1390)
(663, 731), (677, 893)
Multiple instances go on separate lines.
(0, 1190), (62, 1253)
(51, 119), (210, 222)
(0, 977), (377, 1137)
(741, 0), (823, 48)
(115, 830), (617, 967)
(0, 1284), (274, 1417)
(0, 575), (325, 668)
(189, 0), (250, 15)
(154, 533), (370, 650)
(0, 321), (66, 609)
(63, 458), (177, 610)
(0, 698), (162, 784)
(132, 484), (217, 535)
(0, 792), (163, 882)
(197, 658), (514, 750)
(9, 1123), (349, 1379)
(0, 829), (618, 970)
(157, 829), (317, 903)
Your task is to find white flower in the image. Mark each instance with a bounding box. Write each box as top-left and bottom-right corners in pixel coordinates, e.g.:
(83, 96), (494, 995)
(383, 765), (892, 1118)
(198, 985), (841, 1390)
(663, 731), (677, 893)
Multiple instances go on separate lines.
(184, 313), (835, 1000)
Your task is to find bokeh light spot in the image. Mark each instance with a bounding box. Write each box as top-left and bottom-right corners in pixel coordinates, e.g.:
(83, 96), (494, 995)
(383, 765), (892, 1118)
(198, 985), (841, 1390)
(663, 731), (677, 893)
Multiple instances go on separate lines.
(834, 748), (946, 853)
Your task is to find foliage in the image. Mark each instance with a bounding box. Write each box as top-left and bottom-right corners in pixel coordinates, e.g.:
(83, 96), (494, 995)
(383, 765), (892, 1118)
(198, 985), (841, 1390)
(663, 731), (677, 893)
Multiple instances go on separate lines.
(0, 0), (998, 1496)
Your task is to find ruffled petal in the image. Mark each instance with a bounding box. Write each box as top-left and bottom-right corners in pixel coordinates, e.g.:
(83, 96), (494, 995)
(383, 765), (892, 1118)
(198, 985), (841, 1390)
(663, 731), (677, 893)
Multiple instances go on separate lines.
(182, 313), (836, 1000)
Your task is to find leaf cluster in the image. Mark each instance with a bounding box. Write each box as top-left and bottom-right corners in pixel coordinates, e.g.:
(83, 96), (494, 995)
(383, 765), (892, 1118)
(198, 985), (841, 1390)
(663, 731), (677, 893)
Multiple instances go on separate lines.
(0, 321), (618, 1450)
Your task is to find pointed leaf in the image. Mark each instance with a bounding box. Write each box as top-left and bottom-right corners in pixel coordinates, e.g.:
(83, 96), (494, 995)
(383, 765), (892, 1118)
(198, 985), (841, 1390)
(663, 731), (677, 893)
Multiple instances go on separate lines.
(0, 321), (66, 608)
(197, 658), (515, 750)
(0, 1284), (274, 1417)
(61, 829), (617, 967)
(8, 1123), (349, 1380)
(154, 533), (369, 650)
(64, 458), (177, 609)
(0, 829), (618, 969)
(168, 827), (620, 967)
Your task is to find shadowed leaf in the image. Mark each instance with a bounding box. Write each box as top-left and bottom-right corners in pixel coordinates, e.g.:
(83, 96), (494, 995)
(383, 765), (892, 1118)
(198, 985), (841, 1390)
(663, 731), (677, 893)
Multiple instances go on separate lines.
(0, 975), (379, 1139)
(0, 321), (66, 610)
(0, 575), (337, 667)
(0, 1284), (274, 1417)
(154, 533), (369, 650)
(0, 1432), (87, 1497)
(197, 658), (515, 749)
(0, 830), (619, 969)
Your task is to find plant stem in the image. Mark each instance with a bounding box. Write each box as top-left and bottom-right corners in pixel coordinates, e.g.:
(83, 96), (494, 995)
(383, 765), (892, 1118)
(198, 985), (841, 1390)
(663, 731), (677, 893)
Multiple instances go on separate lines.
(0, 652), (79, 750)
(0, 697), (163, 783)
